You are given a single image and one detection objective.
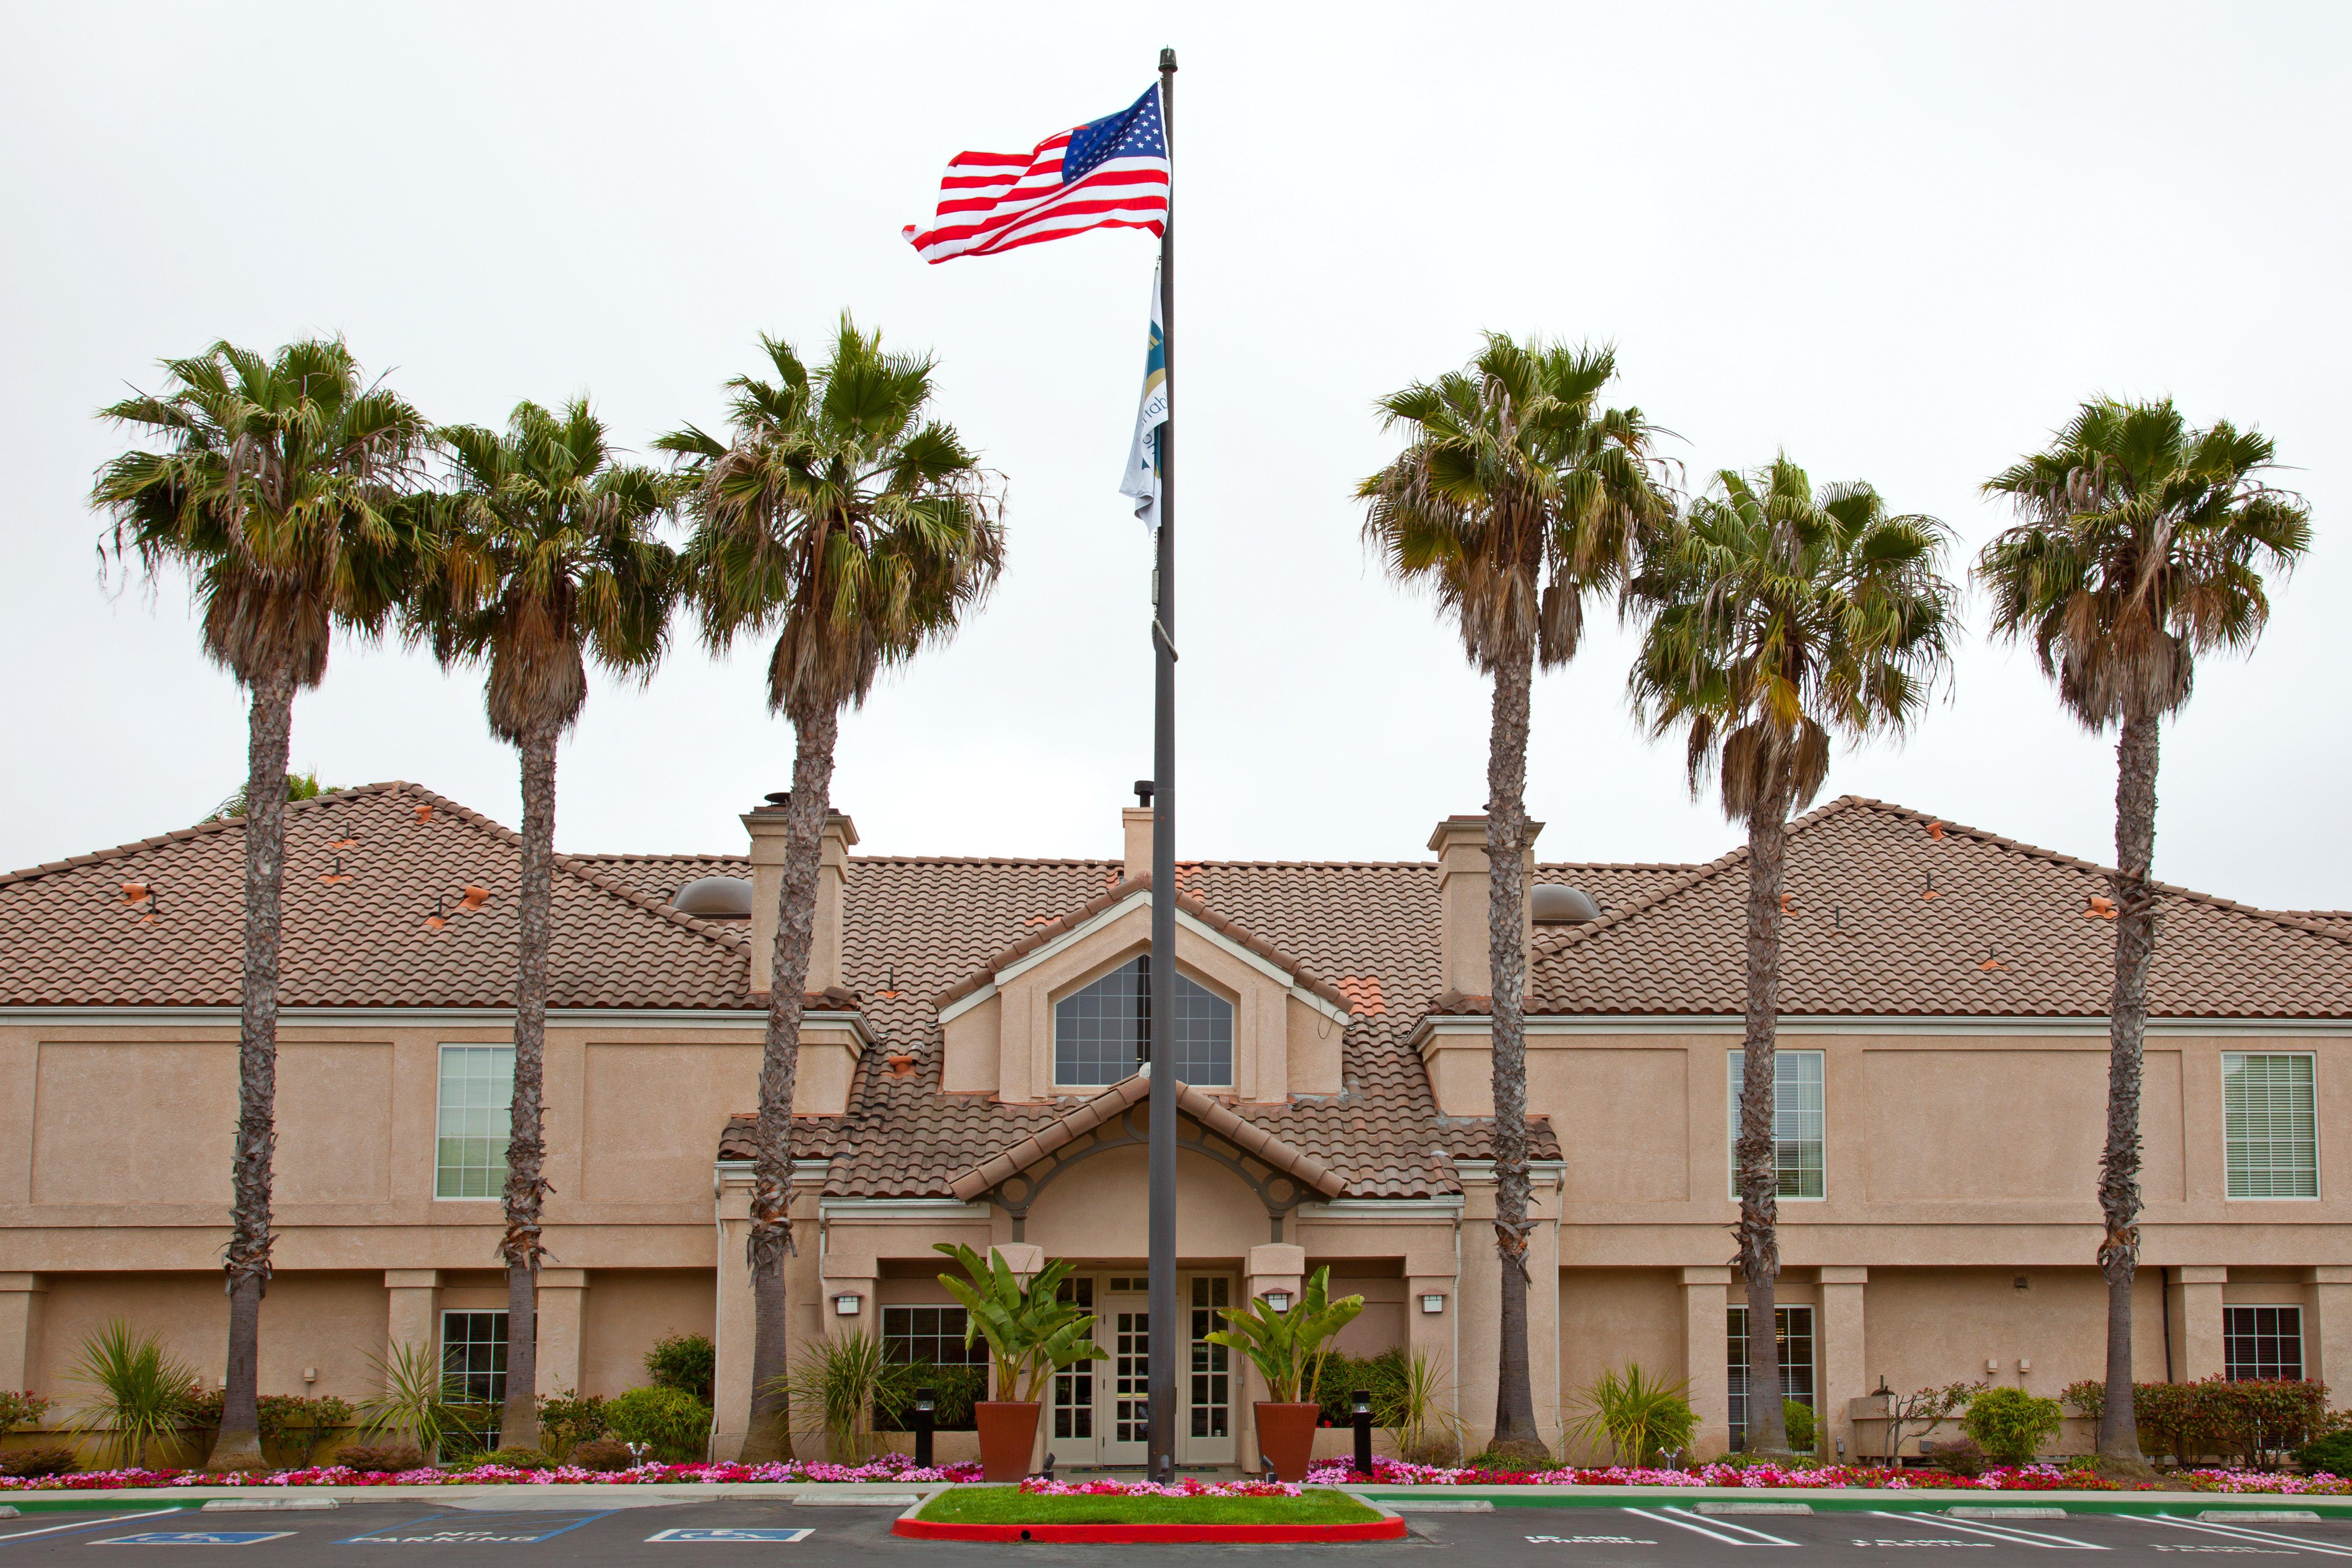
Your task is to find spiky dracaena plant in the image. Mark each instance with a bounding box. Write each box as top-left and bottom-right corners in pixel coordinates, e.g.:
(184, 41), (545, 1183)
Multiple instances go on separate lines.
(1358, 334), (1671, 1456)
(660, 319), (1006, 1461)
(407, 397), (679, 1450)
(92, 339), (429, 1465)
(1976, 399), (2309, 1460)
(1630, 456), (1956, 1453)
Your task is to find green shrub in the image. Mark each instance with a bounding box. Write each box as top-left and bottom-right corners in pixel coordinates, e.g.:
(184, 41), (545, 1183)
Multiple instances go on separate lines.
(0, 1392), (55, 1435)
(1308, 1348), (1406, 1426)
(2296, 1429), (2352, 1477)
(644, 1335), (715, 1404)
(1463, 1447), (1550, 1474)
(1782, 1398), (1816, 1455)
(1928, 1436), (1986, 1477)
(66, 1320), (200, 1469)
(874, 1363), (988, 1433)
(1962, 1386), (2063, 1465)
(604, 1386), (711, 1462)
(332, 1442), (424, 1473)
(0, 1447), (79, 1478)
(1568, 1364), (1696, 1465)
(257, 1394), (352, 1467)
(569, 1437), (637, 1472)
(536, 1389), (607, 1458)
(480, 1446), (553, 1471)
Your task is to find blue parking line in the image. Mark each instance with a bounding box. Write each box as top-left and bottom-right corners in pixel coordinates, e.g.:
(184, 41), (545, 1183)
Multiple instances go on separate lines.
(0, 1511), (187, 1547)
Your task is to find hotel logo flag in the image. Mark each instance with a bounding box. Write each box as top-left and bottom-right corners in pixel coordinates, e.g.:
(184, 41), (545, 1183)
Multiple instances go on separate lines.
(1120, 263), (1168, 529)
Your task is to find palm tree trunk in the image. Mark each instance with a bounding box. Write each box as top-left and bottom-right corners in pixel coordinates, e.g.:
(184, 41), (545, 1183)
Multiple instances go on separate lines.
(1735, 774), (1794, 1456)
(2097, 708), (2158, 1461)
(498, 723), (560, 1454)
(1484, 634), (1543, 1456)
(740, 697), (841, 1464)
(212, 666), (295, 1468)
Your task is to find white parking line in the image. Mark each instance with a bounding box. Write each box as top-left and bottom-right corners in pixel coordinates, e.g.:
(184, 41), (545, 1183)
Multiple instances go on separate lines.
(0, 1512), (182, 1544)
(1633, 1506), (1797, 1546)
(2139, 1516), (2352, 1557)
(1873, 1511), (2108, 1550)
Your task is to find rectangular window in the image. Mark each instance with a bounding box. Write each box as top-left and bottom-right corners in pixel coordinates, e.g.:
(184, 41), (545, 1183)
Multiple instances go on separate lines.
(881, 1305), (983, 1431)
(2223, 1053), (2318, 1199)
(1727, 1304), (1815, 1452)
(436, 1044), (513, 1199)
(1728, 1050), (1826, 1200)
(2224, 1305), (2304, 1381)
(441, 1309), (507, 1451)
(1053, 1276), (1096, 1439)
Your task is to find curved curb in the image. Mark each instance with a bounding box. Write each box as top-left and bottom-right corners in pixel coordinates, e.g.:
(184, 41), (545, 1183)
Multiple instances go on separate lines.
(892, 1516), (1408, 1543)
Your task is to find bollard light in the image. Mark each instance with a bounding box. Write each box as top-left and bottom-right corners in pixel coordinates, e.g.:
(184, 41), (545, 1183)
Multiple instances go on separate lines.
(913, 1386), (937, 1470)
(1351, 1388), (1374, 1475)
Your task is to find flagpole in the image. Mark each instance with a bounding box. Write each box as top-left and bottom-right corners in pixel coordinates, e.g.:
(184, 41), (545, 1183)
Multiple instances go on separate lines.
(1145, 42), (1179, 1485)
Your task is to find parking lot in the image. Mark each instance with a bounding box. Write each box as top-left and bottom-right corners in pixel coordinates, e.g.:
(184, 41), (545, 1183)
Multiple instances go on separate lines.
(3, 1499), (2350, 1566)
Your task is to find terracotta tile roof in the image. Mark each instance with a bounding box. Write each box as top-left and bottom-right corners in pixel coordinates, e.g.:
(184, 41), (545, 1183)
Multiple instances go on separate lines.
(941, 1072), (1347, 1202)
(0, 782), (753, 1009)
(931, 871), (1351, 1011)
(1525, 796), (2352, 1019)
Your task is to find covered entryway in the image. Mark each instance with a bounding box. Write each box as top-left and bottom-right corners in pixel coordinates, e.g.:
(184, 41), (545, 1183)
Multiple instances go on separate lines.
(1047, 1270), (1234, 1467)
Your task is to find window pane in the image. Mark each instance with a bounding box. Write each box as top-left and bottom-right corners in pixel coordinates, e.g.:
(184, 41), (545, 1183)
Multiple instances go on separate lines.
(1726, 1304), (1816, 1452)
(2224, 1054), (2318, 1199)
(436, 1046), (513, 1199)
(1728, 1050), (1826, 1200)
(1053, 957), (1234, 1087)
(2224, 1305), (2304, 1381)
(440, 1308), (508, 1449)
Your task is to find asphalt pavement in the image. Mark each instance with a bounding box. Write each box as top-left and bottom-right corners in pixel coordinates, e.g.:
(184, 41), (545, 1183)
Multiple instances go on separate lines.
(4, 1498), (2352, 1565)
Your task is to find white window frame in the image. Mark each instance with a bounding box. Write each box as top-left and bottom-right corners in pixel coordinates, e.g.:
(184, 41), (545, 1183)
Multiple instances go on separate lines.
(434, 1043), (513, 1201)
(1727, 1048), (1826, 1202)
(1050, 955), (1235, 1092)
(2222, 1051), (2319, 1201)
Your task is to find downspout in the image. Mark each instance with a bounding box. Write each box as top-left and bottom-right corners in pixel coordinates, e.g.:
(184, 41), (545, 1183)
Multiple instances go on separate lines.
(711, 1168), (725, 1463)
(2162, 1267), (2174, 1384)
(1551, 1170), (1563, 1447)
(1453, 1199), (1463, 1447)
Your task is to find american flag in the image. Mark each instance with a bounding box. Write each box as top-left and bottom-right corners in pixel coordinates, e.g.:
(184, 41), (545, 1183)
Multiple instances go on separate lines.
(903, 84), (1169, 263)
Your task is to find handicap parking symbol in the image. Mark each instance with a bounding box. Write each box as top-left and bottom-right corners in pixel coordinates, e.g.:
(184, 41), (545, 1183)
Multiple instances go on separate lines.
(98, 1532), (295, 1546)
(646, 1529), (815, 1543)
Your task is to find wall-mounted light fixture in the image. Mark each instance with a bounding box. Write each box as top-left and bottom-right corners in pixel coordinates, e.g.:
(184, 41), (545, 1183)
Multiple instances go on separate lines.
(1263, 1290), (1292, 1313)
(1420, 1293), (1447, 1315)
(833, 1293), (862, 1316)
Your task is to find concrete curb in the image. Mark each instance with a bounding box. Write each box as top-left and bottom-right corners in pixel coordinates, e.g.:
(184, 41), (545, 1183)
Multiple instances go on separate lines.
(891, 1489), (1407, 1544)
(0, 1481), (946, 1513)
(1342, 1485), (2352, 1519)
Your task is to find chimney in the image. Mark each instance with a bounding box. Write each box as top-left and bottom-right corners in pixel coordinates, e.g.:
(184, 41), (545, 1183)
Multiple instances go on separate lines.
(1427, 814), (1542, 999)
(1121, 779), (1156, 881)
(742, 795), (861, 997)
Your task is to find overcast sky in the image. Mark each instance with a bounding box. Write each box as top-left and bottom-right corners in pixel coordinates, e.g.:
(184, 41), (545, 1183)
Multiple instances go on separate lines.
(4, 3), (2344, 912)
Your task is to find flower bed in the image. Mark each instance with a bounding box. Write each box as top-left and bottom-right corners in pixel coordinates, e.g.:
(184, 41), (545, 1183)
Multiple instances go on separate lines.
(0, 1453), (981, 1491)
(1018, 1477), (1303, 1498)
(1303, 1456), (2352, 1494)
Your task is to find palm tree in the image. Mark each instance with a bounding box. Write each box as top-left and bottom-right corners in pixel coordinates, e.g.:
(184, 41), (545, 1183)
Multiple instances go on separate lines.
(408, 397), (679, 1452)
(1976, 399), (2309, 1462)
(1358, 334), (1671, 1457)
(92, 338), (429, 1465)
(1630, 456), (1956, 1455)
(658, 317), (1006, 1461)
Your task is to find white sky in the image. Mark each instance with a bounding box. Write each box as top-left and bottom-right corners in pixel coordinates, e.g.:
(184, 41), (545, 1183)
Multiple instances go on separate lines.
(4, 3), (2344, 912)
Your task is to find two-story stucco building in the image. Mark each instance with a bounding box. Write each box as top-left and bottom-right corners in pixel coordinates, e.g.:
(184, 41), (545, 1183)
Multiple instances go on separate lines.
(2, 781), (2346, 1463)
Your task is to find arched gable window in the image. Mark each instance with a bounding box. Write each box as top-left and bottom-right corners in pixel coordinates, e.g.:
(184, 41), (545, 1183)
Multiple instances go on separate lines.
(1053, 955), (1233, 1087)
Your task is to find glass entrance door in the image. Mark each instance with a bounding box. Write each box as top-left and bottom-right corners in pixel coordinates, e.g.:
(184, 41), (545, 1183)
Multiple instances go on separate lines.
(1100, 1279), (1151, 1464)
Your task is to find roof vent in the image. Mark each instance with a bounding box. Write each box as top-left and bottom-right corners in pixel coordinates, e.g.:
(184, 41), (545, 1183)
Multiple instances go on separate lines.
(1531, 885), (1601, 924)
(675, 875), (754, 919)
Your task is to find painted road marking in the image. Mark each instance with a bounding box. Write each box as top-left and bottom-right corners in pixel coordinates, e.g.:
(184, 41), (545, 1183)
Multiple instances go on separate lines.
(2142, 1518), (2352, 1557)
(1525, 1536), (1661, 1546)
(340, 1510), (614, 1546)
(2146, 1547), (2298, 1555)
(645, 1529), (816, 1543)
(0, 1512), (183, 1545)
(95, 1533), (294, 1546)
(1874, 1511), (2107, 1550)
(1844, 1539), (1993, 1549)
(1623, 1507), (1795, 1547)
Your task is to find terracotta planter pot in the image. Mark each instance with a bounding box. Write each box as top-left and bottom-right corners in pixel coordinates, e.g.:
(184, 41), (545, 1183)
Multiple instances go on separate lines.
(1255, 1401), (1322, 1481)
(974, 1400), (1041, 1482)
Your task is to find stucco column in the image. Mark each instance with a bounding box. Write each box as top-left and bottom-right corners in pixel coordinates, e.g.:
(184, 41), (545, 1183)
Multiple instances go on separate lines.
(1816, 1266), (1867, 1462)
(713, 1179), (756, 1461)
(1406, 1273), (1457, 1458)
(0, 1274), (46, 1394)
(2169, 1266), (2228, 1382)
(384, 1270), (441, 1365)
(1239, 1244), (1308, 1469)
(2307, 1267), (2352, 1407)
(534, 1269), (589, 1398)
(1681, 1266), (1731, 1460)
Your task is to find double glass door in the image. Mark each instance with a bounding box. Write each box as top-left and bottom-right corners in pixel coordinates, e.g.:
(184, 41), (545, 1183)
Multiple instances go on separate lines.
(1049, 1273), (1235, 1467)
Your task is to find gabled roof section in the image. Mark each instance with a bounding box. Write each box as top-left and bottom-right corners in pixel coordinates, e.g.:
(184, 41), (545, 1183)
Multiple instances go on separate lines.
(943, 1071), (1349, 1202)
(931, 871), (1351, 1012)
(0, 782), (753, 1009)
(1525, 796), (2352, 1019)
